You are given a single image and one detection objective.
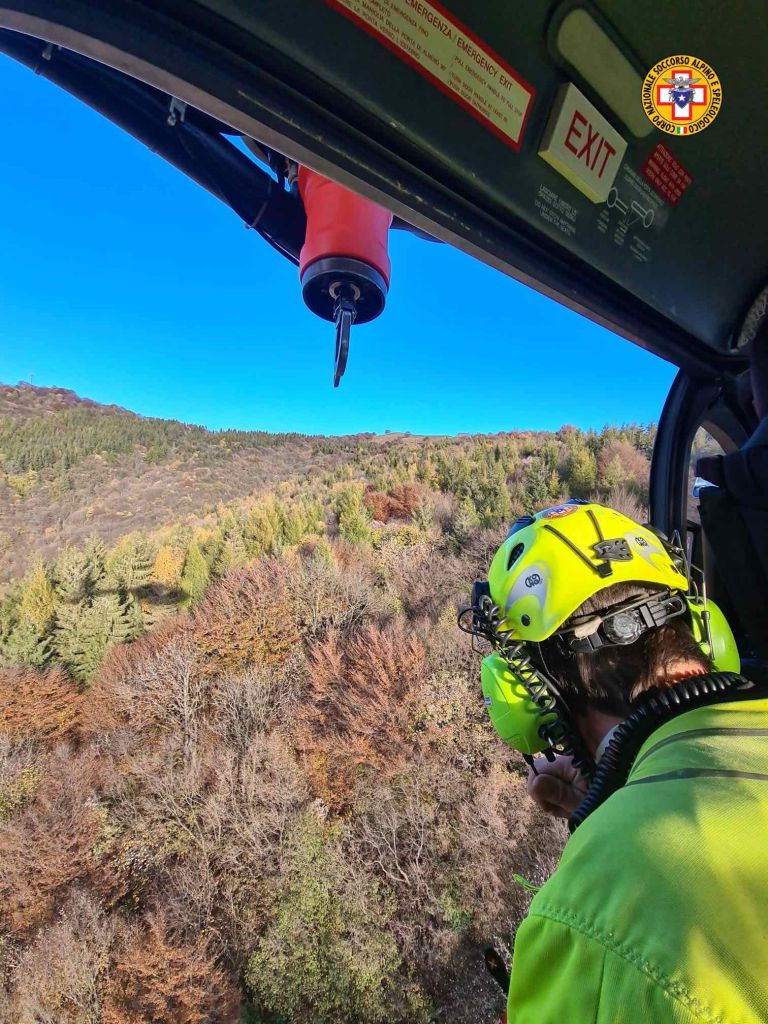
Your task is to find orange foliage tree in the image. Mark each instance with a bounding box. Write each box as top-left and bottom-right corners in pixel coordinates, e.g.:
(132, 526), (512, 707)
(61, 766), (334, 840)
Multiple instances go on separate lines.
(364, 484), (423, 523)
(0, 666), (83, 742)
(190, 560), (302, 674)
(103, 912), (239, 1024)
(597, 440), (649, 493)
(0, 747), (108, 937)
(296, 622), (427, 811)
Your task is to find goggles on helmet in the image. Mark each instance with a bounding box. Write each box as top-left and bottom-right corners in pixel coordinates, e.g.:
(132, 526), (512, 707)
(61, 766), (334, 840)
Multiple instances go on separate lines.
(554, 591), (688, 654)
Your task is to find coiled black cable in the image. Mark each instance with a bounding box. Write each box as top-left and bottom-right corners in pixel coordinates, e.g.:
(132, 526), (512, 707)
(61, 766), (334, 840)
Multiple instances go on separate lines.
(568, 672), (765, 832)
(499, 638), (596, 782)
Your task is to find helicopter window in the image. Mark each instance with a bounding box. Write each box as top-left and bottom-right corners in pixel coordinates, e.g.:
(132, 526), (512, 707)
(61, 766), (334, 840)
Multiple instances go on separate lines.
(687, 427), (727, 529)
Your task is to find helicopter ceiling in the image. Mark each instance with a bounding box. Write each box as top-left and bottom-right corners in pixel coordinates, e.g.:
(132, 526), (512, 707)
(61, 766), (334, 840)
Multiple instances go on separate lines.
(1, 1), (766, 381)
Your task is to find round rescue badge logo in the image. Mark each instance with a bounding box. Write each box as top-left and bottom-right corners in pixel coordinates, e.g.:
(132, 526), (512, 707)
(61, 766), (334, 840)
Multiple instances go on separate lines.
(539, 505), (577, 520)
(642, 55), (722, 136)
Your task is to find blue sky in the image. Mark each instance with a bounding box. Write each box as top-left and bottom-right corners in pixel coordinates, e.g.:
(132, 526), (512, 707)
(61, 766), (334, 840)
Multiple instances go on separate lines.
(0, 54), (676, 435)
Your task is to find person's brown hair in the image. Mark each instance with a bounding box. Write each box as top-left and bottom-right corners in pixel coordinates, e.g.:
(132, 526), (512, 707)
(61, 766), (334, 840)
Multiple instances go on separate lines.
(537, 582), (711, 717)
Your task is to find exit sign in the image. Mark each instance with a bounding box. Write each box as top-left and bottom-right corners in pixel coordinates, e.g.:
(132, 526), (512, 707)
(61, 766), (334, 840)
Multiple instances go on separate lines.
(539, 84), (627, 203)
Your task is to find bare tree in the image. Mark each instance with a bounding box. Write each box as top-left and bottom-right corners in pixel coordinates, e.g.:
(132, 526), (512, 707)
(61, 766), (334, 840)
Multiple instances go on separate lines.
(10, 890), (114, 1024)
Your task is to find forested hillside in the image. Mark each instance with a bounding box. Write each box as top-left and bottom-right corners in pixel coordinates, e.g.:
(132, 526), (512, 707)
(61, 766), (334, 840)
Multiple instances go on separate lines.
(0, 383), (320, 582)
(0, 383), (654, 1022)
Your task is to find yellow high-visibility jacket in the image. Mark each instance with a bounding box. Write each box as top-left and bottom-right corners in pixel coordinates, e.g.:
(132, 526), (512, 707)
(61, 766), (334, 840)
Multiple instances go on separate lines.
(508, 697), (768, 1023)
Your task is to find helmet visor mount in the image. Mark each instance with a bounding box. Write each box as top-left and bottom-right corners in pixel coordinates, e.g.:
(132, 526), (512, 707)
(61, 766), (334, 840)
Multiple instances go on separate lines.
(555, 591), (687, 655)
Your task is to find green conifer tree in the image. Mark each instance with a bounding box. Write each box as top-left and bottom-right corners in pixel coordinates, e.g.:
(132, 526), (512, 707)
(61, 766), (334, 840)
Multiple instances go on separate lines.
(180, 542), (210, 606)
(524, 458), (552, 510)
(53, 600), (87, 671)
(478, 464), (512, 527)
(411, 495), (435, 534)
(200, 529), (226, 573)
(18, 558), (57, 637)
(0, 587), (21, 648)
(334, 484), (373, 545)
(547, 467), (562, 501)
(244, 503), (279, 558)
(280, 505), (307, 547)
(55, 546), (100, 605)
(1, 620), (51, 668)
(567, 446), (598, 497)
(338, 504), (373, 545)
(83, 536), (107, 582)
(216, 504), (238, 534)
(122, 593), (149, 642)
(452, 495), (481, 551)
(215, 530), (249, 575)
(62, 594), (131, 682)
(105, 535), (154, 593)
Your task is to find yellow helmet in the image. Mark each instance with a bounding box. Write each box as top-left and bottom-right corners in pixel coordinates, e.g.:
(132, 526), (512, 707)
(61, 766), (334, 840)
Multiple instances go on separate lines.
(487, 501), (689, 643)
(460, 500), (741, 785)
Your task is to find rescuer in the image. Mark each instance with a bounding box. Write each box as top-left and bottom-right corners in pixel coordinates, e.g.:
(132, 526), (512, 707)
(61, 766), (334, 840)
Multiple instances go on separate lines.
(461, 501), (768, 1023)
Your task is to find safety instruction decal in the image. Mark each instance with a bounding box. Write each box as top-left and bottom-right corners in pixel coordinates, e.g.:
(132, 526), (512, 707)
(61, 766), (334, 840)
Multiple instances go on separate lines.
(324, 0), (534, 149)
(596, 162), (667, 266)
(641, 143), (693, 206)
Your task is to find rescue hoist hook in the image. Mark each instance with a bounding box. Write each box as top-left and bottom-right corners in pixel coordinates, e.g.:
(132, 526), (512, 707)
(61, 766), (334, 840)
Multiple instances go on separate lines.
(332, 286), (357, 387)
(297, 168), (392, 386)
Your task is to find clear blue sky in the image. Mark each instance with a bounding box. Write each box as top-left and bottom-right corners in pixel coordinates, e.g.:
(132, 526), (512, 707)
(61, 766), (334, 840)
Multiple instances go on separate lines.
(0, 54), (676, 435)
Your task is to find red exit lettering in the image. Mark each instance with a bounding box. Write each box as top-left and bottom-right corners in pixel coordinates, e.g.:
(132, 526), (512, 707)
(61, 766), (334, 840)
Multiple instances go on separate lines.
(563, 110), (617, 178)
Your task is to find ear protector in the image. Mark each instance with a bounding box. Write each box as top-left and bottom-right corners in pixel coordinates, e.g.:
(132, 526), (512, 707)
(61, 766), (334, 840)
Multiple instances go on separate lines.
(481, 651), (556, 755)
(687, 596), (740, 673)
(480, 595), (740, 758)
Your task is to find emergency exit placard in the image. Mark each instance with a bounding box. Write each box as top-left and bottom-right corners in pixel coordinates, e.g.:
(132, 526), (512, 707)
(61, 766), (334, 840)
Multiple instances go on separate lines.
(539, 84), (627, 203)
(325, 0), (534, 149)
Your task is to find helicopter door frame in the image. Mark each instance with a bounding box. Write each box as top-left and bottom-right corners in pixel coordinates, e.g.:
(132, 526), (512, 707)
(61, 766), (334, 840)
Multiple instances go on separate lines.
(650, 367), (754, 609)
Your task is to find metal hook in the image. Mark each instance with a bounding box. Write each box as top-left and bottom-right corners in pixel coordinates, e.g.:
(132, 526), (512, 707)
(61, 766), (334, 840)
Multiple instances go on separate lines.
(333, 295), (356, 387)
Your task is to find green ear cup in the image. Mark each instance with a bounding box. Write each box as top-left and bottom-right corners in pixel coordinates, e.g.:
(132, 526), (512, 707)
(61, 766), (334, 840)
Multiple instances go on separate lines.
(481, 651), (557, 755)
(687, 597), (740, 673)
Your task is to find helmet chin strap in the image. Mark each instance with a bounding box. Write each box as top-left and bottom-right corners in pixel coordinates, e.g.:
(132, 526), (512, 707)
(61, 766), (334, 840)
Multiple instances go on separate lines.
(458, 592), (598, 779)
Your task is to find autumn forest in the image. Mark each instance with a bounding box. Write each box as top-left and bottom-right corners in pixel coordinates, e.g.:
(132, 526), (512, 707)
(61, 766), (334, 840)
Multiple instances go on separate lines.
(0, 383), (654, 1023)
